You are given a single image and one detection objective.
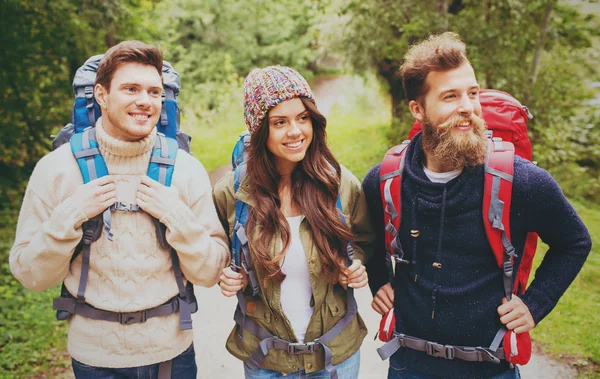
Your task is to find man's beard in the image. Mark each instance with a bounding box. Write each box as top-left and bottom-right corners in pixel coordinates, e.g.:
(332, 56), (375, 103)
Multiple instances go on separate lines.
(421, 112), (488, 171)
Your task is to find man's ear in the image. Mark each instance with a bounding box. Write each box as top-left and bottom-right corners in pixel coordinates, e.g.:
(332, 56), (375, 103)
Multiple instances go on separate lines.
(95, 84), (108, 109)
(409, 100), (425, 123)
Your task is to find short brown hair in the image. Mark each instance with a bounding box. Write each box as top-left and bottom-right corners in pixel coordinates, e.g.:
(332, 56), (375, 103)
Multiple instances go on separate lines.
(95, 40), (163, 92)
(400, 32), (469, 103)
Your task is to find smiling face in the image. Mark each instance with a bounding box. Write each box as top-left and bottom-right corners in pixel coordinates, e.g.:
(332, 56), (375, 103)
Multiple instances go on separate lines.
(95, 62), (163, 142)
(409, 62), (488, 171)
(265, 97), (314, 175)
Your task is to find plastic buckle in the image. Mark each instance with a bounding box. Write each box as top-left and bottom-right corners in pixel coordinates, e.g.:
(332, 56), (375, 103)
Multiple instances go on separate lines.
(113, 202), (135, 212)
(84, 86), (94, 99)
(287, 341), (317, 354)
(82, 228), (96, 245)
(475, 347), (501, 364)
(503, 260), (513, 278)
(118, 310), (148, 325)
(426, 342), (453, 359)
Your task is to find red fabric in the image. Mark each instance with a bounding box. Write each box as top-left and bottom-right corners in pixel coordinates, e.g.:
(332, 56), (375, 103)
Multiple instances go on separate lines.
(378, 309), (396, 342)
(503, 330), (532, 365)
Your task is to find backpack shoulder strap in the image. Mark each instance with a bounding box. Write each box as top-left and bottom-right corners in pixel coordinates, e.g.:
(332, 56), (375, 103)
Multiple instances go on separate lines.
(379, 141), (411, 281)
(148, 133), (179, 187)
(147, 133), (196, 330)
(483, 137), (517, 300)
(231, 159), (260, 296)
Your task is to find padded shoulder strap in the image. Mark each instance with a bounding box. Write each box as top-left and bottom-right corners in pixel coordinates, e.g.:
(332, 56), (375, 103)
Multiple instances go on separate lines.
(70, 128), (108, 183)
(483, 138), (517, 299)
(148, 134), (179, 187)
(379, 141), (410, 265)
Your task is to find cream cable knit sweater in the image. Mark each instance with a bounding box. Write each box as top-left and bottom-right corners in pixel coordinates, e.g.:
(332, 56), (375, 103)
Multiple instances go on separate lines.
(9, 118), (229, 368)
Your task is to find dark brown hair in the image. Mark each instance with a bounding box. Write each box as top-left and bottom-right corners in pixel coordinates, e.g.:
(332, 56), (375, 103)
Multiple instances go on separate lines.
(95, 40), (163, 92)
(400, 32), (469, 103)
(245, 97), (353, 285)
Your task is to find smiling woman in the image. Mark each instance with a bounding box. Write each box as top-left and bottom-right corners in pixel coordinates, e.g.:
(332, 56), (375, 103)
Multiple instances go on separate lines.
(213, 66), (375, 379)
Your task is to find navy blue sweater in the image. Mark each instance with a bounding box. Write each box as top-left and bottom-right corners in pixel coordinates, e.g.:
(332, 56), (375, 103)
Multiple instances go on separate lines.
(363, 134), (592, 378)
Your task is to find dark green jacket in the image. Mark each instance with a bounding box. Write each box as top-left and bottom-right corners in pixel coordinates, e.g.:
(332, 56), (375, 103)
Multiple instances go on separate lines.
(212, 165), (375, 374)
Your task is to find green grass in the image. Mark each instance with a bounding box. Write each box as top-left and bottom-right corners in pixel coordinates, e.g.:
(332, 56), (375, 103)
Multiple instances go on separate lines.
(529, 199), (600, 377)
(0, 210), (71, 378)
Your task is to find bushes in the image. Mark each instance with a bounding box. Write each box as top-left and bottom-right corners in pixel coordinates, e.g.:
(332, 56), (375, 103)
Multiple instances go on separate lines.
(0, 210), (70, 377)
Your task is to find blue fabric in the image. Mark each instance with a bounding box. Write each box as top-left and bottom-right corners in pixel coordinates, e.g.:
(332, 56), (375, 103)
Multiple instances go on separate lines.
(244, 350), (360, 379)
(147, 136), (179, 187)
(71, 344), (197, 379)
(362, 133), (591, 378)
(73, 97), (101, 133)
(388, 355), (520, 379)
(69, 132), (108, 183)
(157, 99), (178, 138)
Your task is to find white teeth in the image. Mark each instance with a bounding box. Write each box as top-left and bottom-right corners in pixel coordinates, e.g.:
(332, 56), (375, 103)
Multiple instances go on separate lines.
(285, 141), (302, 148)
(131, 114), (149, 120)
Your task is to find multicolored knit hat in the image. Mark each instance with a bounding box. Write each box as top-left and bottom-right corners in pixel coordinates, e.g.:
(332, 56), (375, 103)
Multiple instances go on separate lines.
(243, 66), (314, 134)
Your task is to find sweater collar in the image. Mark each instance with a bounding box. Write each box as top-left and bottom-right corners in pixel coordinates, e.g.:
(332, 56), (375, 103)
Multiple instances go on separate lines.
(95, 117), (156, 158)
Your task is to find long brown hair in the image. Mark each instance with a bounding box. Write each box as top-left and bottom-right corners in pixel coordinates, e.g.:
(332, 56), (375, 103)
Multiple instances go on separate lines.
(245, 97), (353, 285)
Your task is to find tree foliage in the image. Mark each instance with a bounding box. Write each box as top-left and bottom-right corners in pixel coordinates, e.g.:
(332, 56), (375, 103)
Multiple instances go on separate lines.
(0, 0), (159, 208)
(141, 0), (325, 124)
(339, 0), (600, 200)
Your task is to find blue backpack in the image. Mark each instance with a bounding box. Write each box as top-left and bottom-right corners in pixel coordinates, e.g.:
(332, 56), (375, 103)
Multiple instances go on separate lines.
(51, 55), (197, 330)
(228, 132), (357, 378)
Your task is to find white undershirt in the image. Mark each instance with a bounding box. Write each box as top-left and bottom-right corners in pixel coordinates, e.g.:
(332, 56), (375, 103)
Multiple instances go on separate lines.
(280, 215), (314, 343)
(423, 166), (462, 183)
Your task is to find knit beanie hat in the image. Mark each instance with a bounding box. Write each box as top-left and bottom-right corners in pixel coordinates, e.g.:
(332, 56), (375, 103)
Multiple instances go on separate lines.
(243, 66), (314, 134)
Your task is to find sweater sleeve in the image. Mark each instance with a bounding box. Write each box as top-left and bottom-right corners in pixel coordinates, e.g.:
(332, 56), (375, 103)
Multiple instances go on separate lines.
(9, 163), (88, 292)
(362, 164), (390, 297)
(159, 153), (230, 287)
(516, 160), (592, 325)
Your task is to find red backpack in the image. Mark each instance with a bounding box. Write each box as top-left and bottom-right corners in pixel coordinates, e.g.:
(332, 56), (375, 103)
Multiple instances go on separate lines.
(377, 90), (537, 366)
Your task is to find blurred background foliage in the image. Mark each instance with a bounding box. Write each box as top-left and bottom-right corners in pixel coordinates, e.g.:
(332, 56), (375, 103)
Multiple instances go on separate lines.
(1, 0), (599, 376)
(1, 0), (599, 208)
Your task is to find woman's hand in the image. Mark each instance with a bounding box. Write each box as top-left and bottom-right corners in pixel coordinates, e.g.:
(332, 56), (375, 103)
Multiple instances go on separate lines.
(339, 259), (368, 289)
(219, 266), (248, 297)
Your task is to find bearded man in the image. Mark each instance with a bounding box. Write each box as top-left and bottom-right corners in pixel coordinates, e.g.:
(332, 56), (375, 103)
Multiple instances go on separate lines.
(362, 32), (591, 379)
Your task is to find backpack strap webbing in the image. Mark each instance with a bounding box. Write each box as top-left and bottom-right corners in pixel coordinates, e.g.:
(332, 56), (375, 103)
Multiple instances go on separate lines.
(483, 138), (517, 300)
(148, 134), (196, 330)
(231, 160), (260, 297)
(379, 140), (411, 283)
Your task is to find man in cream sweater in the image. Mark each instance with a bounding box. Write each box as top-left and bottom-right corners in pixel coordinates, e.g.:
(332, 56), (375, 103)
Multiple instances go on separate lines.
(9, 41), (230, 378)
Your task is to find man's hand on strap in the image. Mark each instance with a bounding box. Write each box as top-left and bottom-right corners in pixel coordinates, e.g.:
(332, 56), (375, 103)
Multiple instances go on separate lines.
(497, 295), (536, 334)
(71, 176), (116, 219)
(372, 282), (394, 316)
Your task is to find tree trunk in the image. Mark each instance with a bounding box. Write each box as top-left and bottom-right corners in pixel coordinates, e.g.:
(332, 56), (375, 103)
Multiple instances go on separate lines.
(377, 60), (404, 120)
(524, 0), (555, 104)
